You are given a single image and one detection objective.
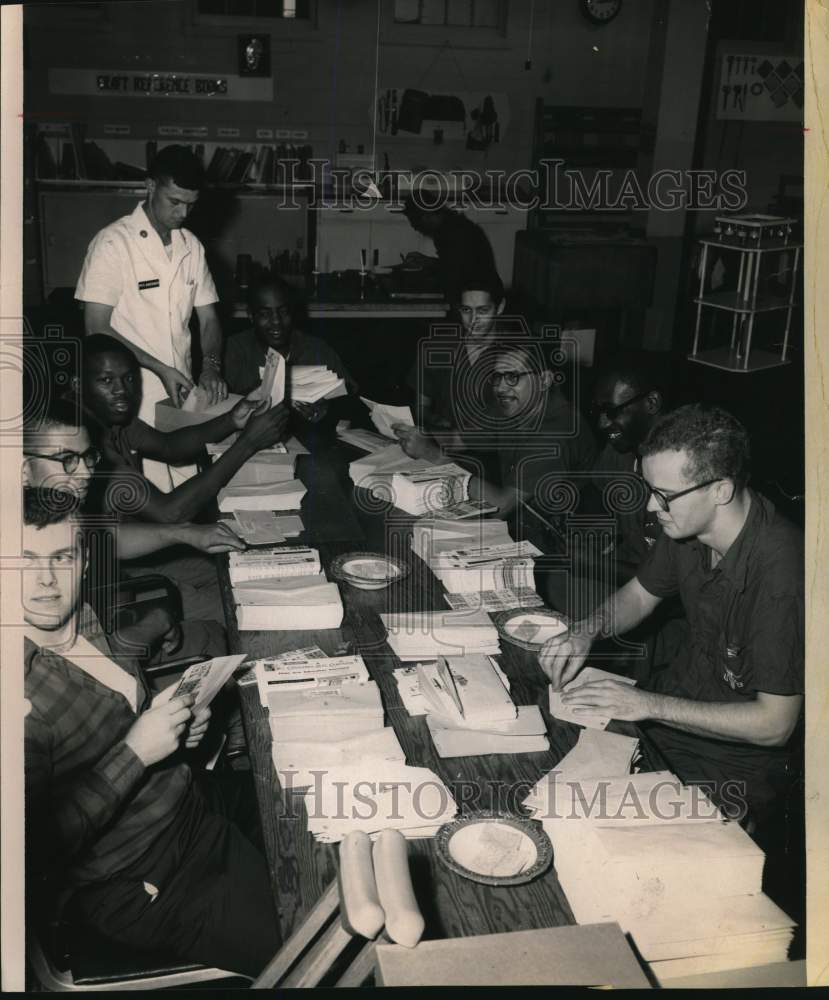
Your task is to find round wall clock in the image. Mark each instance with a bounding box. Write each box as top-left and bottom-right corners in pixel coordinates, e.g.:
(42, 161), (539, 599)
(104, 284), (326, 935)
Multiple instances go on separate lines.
(581, 0), (623, 25)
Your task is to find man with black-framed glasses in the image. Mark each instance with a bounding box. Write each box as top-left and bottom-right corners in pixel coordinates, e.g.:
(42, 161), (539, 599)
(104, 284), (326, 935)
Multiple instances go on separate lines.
(539, 403), (804, 833)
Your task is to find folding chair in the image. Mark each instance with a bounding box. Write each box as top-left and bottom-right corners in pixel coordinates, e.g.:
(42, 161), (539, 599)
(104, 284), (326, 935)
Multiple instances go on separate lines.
(252, 829), (424, 989)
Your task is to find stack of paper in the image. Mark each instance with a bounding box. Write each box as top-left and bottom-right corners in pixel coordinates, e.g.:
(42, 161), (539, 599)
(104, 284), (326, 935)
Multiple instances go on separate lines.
(349, 443), (433, 492)
(253, 653), (369, 708)
(304, 762), (457, 842)
(253, 648), (402, 792)
(291, 365), (346, 403)
(206, 437), (308, 459)
(360, 397), (414, 439)
(524, 729), (640, 817)
(268, 679), (385, 745)
(424, 707), (549, 758)
(538, 771), (791, 977)
(548, 666), (638, 731)
(415, 655), (516, 727)
(444, 588), (545, 613)
(228, 545), (321, 585)
(381, 610), (500, 660)
(255, 348), (286, 406)
(336, 425), (392, 453)
(640, 895), (796, 983)
(390, 463), (472, 515)
(430, 541), (542, 597)
(412, 517), (513, 563)
(274, 728), (407, 792)
(223, 453), (297, 488)
(230, 511), (303, 546)
(217, 478), (306, 513)
(234, 574), (343, 630)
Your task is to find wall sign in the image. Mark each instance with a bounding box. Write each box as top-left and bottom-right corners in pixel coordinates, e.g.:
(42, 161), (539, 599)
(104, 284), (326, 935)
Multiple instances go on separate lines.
(715, 53), (803, 121)
(48, 68), (273, 102)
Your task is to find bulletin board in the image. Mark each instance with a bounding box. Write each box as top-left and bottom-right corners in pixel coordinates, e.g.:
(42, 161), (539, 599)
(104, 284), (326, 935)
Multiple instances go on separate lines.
(715, 53), (803, 121)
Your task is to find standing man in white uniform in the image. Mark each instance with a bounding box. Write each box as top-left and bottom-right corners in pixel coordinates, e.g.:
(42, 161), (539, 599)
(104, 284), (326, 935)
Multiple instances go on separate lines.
(76, 145), (227, 492)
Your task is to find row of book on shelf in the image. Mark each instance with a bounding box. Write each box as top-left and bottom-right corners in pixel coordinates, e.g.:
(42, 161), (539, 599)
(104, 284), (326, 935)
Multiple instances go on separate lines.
(35, 126), (314, 184)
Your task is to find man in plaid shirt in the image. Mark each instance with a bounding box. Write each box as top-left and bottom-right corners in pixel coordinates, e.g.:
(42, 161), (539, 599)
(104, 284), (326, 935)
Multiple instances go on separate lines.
(23, 487), (279, 976)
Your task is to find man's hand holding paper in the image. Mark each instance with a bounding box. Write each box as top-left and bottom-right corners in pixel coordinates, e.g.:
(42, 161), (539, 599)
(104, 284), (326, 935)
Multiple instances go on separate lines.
(538, 629), (593, 690)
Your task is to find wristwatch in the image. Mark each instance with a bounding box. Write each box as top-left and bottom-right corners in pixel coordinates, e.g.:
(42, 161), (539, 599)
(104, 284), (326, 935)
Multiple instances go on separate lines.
(202, 352), (221, 371)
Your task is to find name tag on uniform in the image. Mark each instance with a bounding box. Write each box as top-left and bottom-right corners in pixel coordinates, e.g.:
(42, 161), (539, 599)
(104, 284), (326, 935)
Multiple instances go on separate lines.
(138, 279), (160, 290)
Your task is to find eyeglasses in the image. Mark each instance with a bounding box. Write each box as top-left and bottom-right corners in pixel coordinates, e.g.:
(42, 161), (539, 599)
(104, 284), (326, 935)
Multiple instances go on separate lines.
(24, 447), (101, 474)
(254, 306), (291, 321)
(458, 305), (496, 320)
(643, 477), (720, 512)
(488, 370), (532, 387)
(590, 390), (652, 421)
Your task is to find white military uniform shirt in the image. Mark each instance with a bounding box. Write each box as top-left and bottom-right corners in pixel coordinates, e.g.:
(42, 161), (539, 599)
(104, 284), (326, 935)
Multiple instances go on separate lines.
(75, 201), (219, 492)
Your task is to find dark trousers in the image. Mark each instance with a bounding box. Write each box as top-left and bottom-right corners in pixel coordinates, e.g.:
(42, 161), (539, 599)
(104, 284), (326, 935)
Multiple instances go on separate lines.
(68, 772), (280, 978)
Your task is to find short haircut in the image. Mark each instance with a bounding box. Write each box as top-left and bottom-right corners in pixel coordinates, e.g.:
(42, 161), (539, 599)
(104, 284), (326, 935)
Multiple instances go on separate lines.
(23, 394), (86, 442)
(247, 272), (299, 314)
(593, 350), (668, 403)
(640, 403), (751, 490)
(148, 144), (205, 191)
(456, 272), (505, 306)
(23, 485), (82, 529)
(82, 333), (139, 371)
(482, 340), (552, 378)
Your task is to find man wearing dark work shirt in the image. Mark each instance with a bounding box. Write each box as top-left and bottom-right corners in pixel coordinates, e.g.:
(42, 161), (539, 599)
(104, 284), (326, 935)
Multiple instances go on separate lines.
(401, 199), (499, 302)
(538, 404), (804, 831)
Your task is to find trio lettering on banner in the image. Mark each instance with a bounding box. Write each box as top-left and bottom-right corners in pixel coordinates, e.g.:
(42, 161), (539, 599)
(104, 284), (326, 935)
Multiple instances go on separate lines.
(52, 68), (270, 101)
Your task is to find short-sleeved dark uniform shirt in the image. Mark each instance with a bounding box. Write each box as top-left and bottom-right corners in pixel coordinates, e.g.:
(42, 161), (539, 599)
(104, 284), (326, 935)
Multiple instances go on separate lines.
(635, 490), (804, 819)
(432, 212), (499, 300)
(590, 444), (660, 582)
(494, 391), (598, 503)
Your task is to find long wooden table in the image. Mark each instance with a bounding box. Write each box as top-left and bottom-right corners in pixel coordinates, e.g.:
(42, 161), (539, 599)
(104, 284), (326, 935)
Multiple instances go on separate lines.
(218, 444), (586, 941)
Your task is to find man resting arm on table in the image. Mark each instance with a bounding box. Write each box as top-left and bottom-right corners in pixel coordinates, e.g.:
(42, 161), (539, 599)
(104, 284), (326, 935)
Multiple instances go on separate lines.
(538, 404), (803, 825)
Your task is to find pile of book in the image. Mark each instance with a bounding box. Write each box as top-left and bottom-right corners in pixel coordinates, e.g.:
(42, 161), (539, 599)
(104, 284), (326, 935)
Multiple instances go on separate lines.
(523, 736), (795, 982)
(381, 610), (500, 660)
(394, 655), (549, 758)
(229, 546), (343, 630)
(290, 365), (346, 404)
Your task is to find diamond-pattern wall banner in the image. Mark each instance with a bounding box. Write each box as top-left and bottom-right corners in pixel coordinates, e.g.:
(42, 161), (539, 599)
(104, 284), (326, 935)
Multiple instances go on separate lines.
(716, 52), (803, 121)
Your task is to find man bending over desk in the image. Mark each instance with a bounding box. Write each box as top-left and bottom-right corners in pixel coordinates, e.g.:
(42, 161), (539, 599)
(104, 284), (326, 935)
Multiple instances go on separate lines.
(538, 404), (804, 830)
(22, 488), (279, 976)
